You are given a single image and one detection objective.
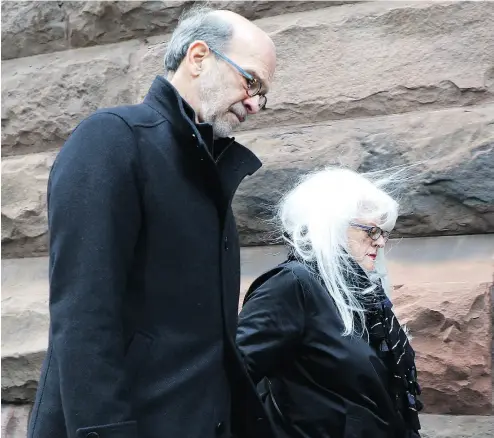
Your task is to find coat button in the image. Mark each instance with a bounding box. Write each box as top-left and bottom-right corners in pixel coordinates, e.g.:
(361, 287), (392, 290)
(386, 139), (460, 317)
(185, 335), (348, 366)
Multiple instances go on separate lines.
(216, 421), (225, 435)
(86, 433), (99, 438)
(224, 237), (229, 251)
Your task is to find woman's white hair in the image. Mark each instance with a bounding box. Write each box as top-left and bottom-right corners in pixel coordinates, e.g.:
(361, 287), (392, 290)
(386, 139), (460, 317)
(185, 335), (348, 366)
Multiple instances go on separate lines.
(277, 166), (401, 337)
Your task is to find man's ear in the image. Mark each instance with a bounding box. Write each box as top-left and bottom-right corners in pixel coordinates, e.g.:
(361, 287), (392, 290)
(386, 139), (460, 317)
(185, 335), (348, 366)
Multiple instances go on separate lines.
(185, 40), (210, 77)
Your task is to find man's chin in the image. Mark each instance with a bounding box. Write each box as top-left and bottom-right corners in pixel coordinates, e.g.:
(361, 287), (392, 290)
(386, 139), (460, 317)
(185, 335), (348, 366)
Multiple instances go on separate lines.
(212, 118), (238, 138)
(212, 127), (233, 139)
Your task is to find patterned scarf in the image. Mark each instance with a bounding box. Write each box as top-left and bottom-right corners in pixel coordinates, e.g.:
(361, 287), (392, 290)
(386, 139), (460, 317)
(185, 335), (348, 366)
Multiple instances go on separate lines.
(290, 251), (424, 434)
(347, 260), (424, 434)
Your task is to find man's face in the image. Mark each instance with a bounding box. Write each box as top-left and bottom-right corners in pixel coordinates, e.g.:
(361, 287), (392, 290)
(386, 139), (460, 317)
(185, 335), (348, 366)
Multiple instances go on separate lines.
(197, 64), (246, 138)
(197, 41), (276, 138)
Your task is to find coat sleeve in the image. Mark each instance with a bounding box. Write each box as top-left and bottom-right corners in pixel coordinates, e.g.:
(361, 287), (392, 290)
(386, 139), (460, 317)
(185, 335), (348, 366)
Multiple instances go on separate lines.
(47, 112), (141, 437)
(236, 268), (306, 385)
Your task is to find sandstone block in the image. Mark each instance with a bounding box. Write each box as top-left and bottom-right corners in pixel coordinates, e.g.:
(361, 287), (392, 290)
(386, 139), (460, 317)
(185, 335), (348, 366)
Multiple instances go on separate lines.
(133, 1), (494, 128)
(3, 236), (492, 412)
(2, 102), (494, 257)
(241, 0), (494, 130)
(419, 414), (494, 438)
(1, 405), (492, 438)
(233, 105), (494, 246)
(1, 152), (56, 259)
(1, 39), (139, 157)
(3, 105), (492, 258)
(1, 405), (32, 438)
(393, 282), (493, 415)
(1, 1), (339, 60)
(1, 258), (50, 403)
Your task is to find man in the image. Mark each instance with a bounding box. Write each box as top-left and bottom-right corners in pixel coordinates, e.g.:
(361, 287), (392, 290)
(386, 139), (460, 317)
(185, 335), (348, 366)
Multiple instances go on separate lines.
(28, 6), (276, 438)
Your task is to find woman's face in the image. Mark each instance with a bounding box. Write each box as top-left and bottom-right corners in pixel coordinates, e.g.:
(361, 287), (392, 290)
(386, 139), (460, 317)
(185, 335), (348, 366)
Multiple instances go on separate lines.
(346, 220), (388, 271)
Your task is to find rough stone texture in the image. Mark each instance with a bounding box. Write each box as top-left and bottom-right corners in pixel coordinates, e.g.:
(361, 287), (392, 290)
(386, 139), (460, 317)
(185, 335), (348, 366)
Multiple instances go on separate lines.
(242, 0), (494, 131)
(3, 236), (493, 412)
(3, 1), (494, 257)
(2, 152), (57, 259)
(1, 405), (32, 438)
(3, 103), (493, 255)
(239, 236), (494, 299)
(419, 415), (494, 438)
(1, 405), (493, 438)
(1, 258), (50, 404)
(233, 105), (494, 246)
(133, 0), (494, 121)
(1, 39), (138, 157)
(1, 1), (345, 60)
(393, 283), (492, 415)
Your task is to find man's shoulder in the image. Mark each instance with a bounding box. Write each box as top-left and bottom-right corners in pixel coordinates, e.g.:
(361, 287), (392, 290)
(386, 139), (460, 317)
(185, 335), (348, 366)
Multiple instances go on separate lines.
(90, 102), (168, 129)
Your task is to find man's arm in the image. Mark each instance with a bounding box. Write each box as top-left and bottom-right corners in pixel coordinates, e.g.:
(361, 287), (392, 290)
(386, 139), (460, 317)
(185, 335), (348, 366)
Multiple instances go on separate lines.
(47, 112), (141, 437)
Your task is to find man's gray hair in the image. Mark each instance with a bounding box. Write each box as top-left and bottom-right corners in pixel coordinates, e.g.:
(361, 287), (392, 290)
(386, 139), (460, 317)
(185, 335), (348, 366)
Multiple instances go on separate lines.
(164, 5), (234, 73)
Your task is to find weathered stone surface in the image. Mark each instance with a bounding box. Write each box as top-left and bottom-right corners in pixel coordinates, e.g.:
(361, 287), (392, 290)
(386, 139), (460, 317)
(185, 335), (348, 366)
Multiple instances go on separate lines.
(1, 1), (343, 60)
(393, 283), (492, 415)
(3, 236), (493, 411)
(239, 0), (494, 130)
(1, 405), (32, 438)
(1, 258), (50, 403)
(1, 152), (56, 259)
(1, 39), (138, 157)
(1, 405), (492, 438)
(3, 104), (492, 258)
(0, 152), (51, 260)
(239, 236), (494, 300)
(233, 105), (494, 246)
(133, 1), (494, 128)
(419, 415), (494, 438)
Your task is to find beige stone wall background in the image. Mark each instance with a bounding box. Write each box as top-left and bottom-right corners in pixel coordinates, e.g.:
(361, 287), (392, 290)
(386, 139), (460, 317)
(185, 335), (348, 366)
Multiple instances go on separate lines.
(1, 1), (493, 437)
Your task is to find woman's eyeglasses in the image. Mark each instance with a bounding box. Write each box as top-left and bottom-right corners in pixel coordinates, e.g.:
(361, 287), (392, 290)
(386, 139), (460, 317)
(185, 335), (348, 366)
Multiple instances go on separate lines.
(350, 222), (391, 242)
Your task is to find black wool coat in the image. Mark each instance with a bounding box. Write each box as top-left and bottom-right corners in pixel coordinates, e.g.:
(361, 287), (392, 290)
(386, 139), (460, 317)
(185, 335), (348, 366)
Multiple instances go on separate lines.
(28, 76), (272, 438)
(236, 259), (421, 438)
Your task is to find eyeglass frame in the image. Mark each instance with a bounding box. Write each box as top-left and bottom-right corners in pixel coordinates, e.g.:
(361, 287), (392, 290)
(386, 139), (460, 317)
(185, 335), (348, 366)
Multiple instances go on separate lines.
(209, 47), (267, 110)
(349, 222), (391, 242)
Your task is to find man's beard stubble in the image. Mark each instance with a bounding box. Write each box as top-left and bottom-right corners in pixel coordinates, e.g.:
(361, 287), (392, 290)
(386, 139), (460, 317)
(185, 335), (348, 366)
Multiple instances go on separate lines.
(198, 71), (245, 139)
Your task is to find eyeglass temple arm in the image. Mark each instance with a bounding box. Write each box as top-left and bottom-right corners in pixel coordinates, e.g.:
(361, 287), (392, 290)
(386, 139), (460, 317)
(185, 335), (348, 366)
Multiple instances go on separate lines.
(209, 47), (255, 81)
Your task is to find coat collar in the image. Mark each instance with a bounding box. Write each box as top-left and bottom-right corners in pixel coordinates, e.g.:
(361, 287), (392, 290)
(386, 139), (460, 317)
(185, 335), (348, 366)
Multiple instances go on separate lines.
(286, 248), (387, 305)
(142, 75), (262, 197)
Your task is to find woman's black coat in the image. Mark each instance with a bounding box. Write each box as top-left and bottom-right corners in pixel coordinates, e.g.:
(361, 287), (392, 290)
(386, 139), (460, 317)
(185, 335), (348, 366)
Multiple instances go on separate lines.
(236, 259), (421, 438)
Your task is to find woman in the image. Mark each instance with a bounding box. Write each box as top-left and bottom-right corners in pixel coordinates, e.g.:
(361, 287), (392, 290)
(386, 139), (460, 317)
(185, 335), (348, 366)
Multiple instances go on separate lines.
(236, 167), (423, 438)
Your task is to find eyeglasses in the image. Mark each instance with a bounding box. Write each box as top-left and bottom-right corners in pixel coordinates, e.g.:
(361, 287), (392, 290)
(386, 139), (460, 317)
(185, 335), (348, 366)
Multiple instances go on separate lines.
(210, 47), (267, 110)
(350, 222), (391, 242)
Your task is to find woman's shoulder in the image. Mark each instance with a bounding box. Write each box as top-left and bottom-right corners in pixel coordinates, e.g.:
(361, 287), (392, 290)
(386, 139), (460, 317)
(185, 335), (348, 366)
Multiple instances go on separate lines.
(242, 259), (322, 307)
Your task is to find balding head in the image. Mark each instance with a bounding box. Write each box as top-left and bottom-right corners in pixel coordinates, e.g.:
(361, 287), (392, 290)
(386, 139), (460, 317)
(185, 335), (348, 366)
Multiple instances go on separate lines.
(164, 5), (276, 138)
(214, 9), (276, 82)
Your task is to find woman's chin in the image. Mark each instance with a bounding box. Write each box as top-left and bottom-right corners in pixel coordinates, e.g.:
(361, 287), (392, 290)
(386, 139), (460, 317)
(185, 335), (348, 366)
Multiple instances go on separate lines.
(361, 257), (376, 272)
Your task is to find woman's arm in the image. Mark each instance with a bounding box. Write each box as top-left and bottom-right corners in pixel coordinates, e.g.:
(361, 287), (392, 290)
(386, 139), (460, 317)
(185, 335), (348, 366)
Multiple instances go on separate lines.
(236, 267), (306, 384)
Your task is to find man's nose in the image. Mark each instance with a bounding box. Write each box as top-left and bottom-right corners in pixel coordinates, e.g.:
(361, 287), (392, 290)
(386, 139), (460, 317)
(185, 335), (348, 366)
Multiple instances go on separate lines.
(242, 96), (262, 114)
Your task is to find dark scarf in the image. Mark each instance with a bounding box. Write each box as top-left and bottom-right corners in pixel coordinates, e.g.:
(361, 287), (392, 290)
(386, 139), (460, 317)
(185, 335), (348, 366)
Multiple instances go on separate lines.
(359, 272), (423, 433)
(288, 251), (423, 433)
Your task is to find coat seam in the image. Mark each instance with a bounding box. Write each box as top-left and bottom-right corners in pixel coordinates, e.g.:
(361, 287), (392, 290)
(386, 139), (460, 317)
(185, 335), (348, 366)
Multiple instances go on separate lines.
(29, 344), (54, 435)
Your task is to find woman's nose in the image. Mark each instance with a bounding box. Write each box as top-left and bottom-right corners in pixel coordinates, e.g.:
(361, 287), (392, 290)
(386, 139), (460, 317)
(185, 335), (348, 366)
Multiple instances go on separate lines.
(373, 235), (386, 248)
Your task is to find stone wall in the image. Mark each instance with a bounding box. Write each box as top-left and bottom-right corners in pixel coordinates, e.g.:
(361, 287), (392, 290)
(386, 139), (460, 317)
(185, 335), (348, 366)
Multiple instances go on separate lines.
(1, 1), (494, 437)
(2, 0), (494, 257)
